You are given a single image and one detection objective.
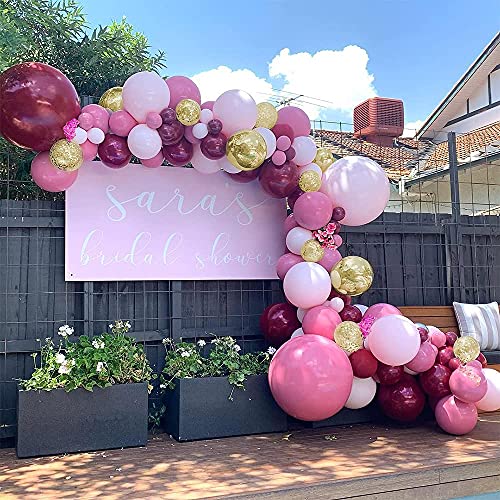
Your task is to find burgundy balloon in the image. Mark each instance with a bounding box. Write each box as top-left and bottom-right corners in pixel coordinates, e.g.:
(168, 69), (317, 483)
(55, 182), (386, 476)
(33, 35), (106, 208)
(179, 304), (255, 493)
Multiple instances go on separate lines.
(418, 327), (429, 343)
(340, 305), (363, 323)
(420, 364), (451, 398)
(287, 188), (304, 210)
(207, 119), (223, 135)
(227, 167), (261, 183)
(448, 357), (461, 371)
(162, 137), (193, 166)
(437, 346), (455, 366)
(200, 133), (227, 160)
(445, 331), (458, 346)
(328, 289), (352, 306)
(376, 363), (404, 385)
(332, 207), (346, 222)
(0, 62), (81, 151)
(260, 302), (300, 348)
(349, 348), (378, 378)
(377, 374), (426, 422)
(259, 304), (274, 333)
(334, 223), (342, 234)
(259, 159), (300, 199)
(285, 147), (296, 161)
(272, 123), (294, 140)
(158, 120), (185, 146)
(160, 107), (177, 124)
(98, 134), (131, 168)
(476, 352), (488, 368)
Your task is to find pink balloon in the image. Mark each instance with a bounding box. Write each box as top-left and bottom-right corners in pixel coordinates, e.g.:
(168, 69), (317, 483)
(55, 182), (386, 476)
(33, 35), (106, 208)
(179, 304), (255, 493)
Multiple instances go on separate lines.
(255, 127), (276, 158)
(122, 71), (171, 123)
(141, 151), (164, 168)
(449, 364), (487, 403)
(406, 341), (438, 373)
(78, 112), (94, 131)
(333, 234), (343, 247)
(272, 150), (286, 166)
(184, 125), (201, 145)
(268, 335), (353, 421)
(283, 262), (331, 309)
(284, 214), (299, 234)
(109, 110), (137, 137)
(318, 247), (342, 272)
(292, 136), (317, 166)
(364, 303), (402, 321)
(81, 104), (109, 132)
(369, 315), (421, 366)
(276, 106), (311, 138)
(476, 368), (500, 412)
(145, 112), (162, 129)
(80, 140), (98, 161)
(293, 192), (333, 230)
(435, 395), (478, 435)
(165, 76), (201, 108)
(213, 90), (257, 137)
(191, 144), (220, 174)
(201, 101), (214, 111)
(127, 124), (162, 159)
(31, 152), (78, 192)
(302, 306), (341, 339)
(276, 253), (303, 280)
(285, 226), (312, 254)
(276, 135), (292, 151)
(428, 326), (447, 348)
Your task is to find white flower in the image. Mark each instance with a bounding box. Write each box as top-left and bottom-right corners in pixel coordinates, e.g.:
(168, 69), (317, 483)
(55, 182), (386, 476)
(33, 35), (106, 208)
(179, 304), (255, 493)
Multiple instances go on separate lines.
(181, 351), (190, 358)
(267, 347), (277, 355)
(159, 384), (166, 389)
(125, 321), (131, 329)
(109, 324), (114, 329)
(58, 325), (74, 338)
(234, 344), (241, 352)
(211, 339), (217, 344)
(55, 353), (66, 364)
(96, 361), (105, 372)
(58, 361), (72, 375)
(197, 340), (206, 347)
(92, 339), (105, 349)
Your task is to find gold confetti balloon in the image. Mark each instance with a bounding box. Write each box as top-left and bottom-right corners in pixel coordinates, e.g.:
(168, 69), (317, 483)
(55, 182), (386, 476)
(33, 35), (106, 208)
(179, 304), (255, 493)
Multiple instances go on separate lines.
(226, 130), (267, 171)
(175, 99), (201, 126)
(49, 139), (83, 171)
(301, 239), (324, 262)
(331, 256), (373, 296)
(334, 321), (363, 353)
(299, 170), (322, 192)
(453, 336), (480, 363)
(255, 102), (278, 129)
(98, 86), (123, 111)
(314, 147), (335, 172)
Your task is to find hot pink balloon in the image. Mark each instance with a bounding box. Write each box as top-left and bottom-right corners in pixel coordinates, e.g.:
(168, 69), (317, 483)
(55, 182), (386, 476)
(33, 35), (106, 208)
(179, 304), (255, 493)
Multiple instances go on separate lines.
(276, 253), (303, 280)
(109, 110), (137, 137)
(80, 140), (98, 161)
(31, 152), (78, 192)
(127, 124), (162, 159)
(268, 335), (353, 421)
(406, 341), (438, 373)
(302, 306), (342, 339)
(428, 326), (447, 348)
(213, 90), (257, 137)
(165, 76), (201, 108)
(81, 104), (109, 132)
(449, 364), (487, 403)
(435, 395), (478, 435)
(318, 247), (342, 272)
(276, 106), (311, 138)
(293, 192), (333, 230)
(141, 151), (164, 168)
(364, 303), (402, 321)
(283, 262), (331, 309)
(284, 214), (299, 234)
(190, 144), (220, 174)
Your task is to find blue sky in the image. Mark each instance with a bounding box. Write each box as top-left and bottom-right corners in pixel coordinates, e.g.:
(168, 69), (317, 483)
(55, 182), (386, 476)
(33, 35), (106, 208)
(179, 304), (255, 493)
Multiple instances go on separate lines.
(83, 0), (499, 133)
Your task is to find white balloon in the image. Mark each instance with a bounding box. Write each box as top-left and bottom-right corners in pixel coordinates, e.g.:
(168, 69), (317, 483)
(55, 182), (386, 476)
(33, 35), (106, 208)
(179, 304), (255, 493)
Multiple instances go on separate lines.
(476, 368), (500, 412)
(292, 136), (317, 166)
(345, 376), (377, 409)
(297, 308), (308, 322)
(283, 262), (331, 309)
(87, 127), (105, 145)
(199, 109), (214, 124)
(255, 127), (277, 159)
(291, 328), (304, 339)
(363, 336), (370, 351)
(286, 227), (313, 254)
(354, 304), (369, 315)
(298, 162), (322, 177)
(330, 297), (345, 313)
(72, 127), (88, 145)
(193, 122), (208, 139)
(127, 124), (162, 159)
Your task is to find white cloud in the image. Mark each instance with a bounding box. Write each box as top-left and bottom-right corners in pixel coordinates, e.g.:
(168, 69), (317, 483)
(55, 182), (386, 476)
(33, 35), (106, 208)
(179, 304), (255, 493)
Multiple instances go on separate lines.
(402, 120), (424, 138)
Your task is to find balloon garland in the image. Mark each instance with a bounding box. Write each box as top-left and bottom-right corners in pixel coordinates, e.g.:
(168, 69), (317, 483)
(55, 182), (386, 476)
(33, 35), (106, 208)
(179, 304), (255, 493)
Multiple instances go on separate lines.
(1, 62), (499, 432)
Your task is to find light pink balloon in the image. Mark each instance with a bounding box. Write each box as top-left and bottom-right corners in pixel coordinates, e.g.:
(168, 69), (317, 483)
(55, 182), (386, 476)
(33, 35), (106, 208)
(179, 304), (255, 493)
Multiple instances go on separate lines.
(78, 112), (94, 131)
(213, 90), (257, 137)
(297, 308), (308, 323)
(476, 368), (500, 412)
(141, 151), (164, 168)
(191, 144), (220, 174)
(31, 152), (78, 192)
(81, 104), (109, 132)
(284, 214), (299, 234)
(272, 150), (286, 166)
(146, 112), (162, 129)
(199, 108), (214, 124)
(184, 125), (201, 145)
(268, 335), (353, 421)
(127, 124), (162, 159)
(369, 315), (421, 366)
(321, 156), (390, 226)
(283, 262), (331, 309)
(276, 135), (292, 151)
(302, 306), (342, 339)
(364, 303), (402, 321)
(87, 127), (105, 145)
(165, 75), (201, 108)
(292, 136), (317, 166)
(201, 101), (214, 111)
(428, 326), (447, 348)
(406, 341), (438, 373)
(449, 364), (487, 403)
(345, 376), (377, 409)
(333, 234), (343, 247)
(318, 247), (342, 272)
(276, 253), (303, 280)
(435, 395), (478, 435)
(330, 297), (345, 313)
(255, 127), (277, 158)
(218, 156), (240, 173)
(276, 106), (311, 138)
(80, 140), (98, 161)
(285, 226), (313, 254)
(192, 123), (208, 139)
(109, 110), (137, 137)
(122, 71), (171, 123)
(293, 192), (333, 230)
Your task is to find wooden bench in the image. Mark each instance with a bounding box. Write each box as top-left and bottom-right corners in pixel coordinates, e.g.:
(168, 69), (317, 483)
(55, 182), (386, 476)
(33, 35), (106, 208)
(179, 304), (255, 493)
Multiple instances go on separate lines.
(400, 306), (500, 370)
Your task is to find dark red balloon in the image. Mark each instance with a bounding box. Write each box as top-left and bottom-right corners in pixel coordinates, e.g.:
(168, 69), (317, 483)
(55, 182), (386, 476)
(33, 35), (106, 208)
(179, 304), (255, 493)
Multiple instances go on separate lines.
(420, 364), (451, 398)
(226, 167), (261, 183)
(377, 363), (404, 385)
(260, 302), (299, 348)
(0, 62), (80, 151)
(98, 134), (131, 168)
(328, 289), (352, 306)
(437, 346), (454, 366)
(158, 120), (184, 145)
(162, 138), (193, 166)
(340, 305), (363, 323)
(207, 119), (223, 135)
(445, 331), (458, 346)
(476, 352), (488, 368)
(259, 159), (300, 199)
(377, 374), (425, 422)
(272, 123), (294, 140)
(448, 357), (461, 371)
(350, 349), (378, 378)
(418, 327), (429, 343)
(160, 107), (177, 124)
(200, 133), (227, 160)
(332, 207), (345, 221)
(428, 395), (441, 412)
(287, 188), (304, 210)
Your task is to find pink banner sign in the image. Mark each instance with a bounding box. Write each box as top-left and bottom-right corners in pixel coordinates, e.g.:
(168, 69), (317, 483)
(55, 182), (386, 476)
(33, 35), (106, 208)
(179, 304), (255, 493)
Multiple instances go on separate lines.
(65, 162), (286, 281)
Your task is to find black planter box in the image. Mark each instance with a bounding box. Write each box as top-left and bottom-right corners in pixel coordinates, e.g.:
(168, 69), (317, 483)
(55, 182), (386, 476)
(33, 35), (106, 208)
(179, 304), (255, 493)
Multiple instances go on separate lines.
(17, 382), (148, 458)
(307, 402), (381, 428)
(162, 374), (288, 441)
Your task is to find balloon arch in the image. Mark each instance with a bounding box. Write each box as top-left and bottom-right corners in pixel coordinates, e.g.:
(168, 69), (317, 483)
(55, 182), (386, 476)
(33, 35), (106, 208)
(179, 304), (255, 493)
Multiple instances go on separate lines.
(1, 62), (499, 434)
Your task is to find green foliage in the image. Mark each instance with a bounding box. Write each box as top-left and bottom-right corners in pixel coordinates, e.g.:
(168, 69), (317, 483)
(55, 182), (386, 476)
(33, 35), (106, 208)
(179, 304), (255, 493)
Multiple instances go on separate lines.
(20, 320), (155, 392)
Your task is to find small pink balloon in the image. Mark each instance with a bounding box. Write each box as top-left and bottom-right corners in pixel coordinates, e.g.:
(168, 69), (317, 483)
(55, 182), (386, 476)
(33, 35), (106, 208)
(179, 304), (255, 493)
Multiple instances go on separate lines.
(406, 341), (438, 373)
(276, 253), (303, 280)
(201, 101), (215, 111)
(272, 150), (286, 166)
(80, 140), (98, 161)
(81, 104), (109, 132)
(284, 214), (299, 234)
(318, 247), (342, 272)
(293, 192), (333, 230)
(333, 234), (343, 247)
(78, 112), (94, 131)
(330, 297), (345, 313)
(428, 326), (447, 348)
(166, 75), (201, 107)
(276, 106), (311, 138)
(109, 110), (137, 137)
(302, 306), (341, 339)
(435, 395), (478, 435)
(276, 135), (292, 151)
(449, 364), (487, 403)
(184, 125), (201, 145)
(146, 112), (162, 129)
(141, 151), (164, 168)
(31, 152), (78, 192)
(364, 303), (402, 321)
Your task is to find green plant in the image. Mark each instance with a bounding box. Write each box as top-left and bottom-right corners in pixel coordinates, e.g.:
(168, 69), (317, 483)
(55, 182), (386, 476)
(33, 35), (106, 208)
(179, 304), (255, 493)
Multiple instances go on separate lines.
(21, 320), (154, 392)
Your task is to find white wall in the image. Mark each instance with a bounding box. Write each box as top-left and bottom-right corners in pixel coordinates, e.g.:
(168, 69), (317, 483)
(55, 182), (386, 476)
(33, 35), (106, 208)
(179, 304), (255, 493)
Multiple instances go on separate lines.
(491, 69), (500, 102)
(468, 80), (489, 112)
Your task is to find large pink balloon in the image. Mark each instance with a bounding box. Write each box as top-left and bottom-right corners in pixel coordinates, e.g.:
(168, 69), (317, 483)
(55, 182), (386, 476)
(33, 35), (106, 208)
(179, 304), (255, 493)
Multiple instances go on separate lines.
(276, 253), (303, 280)
(449, 364), (487, 403)
(213, 90), (257, 137)
(406, 341), (438, 373)
(364, 303), (402, 321)
(476, 368), (500, 412)
(293, 192), (333, 230)
(302, 306), (342, 339)
(165, 76), (201, 108)
(191, 144), (220, 174)
(283, 262), (331, 309)
(369, 315), (421, 366)
(31, 152), (78, 192)
(435, 395), (478, 435)
(268, 335), (353, 421)
(109, 110), (137, 137)
(318, 247), (342, 272)
(127, 124), (162, 159)
(321, 156), (390, 226)
(276, 106), (311, 138)
(122, 71), (171, 123)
